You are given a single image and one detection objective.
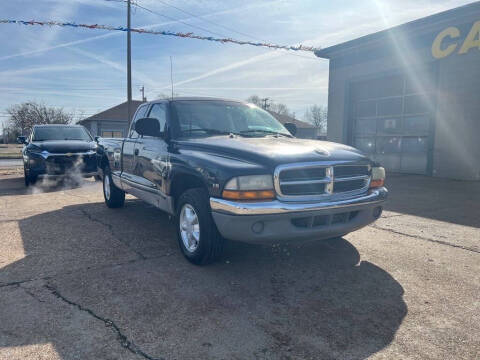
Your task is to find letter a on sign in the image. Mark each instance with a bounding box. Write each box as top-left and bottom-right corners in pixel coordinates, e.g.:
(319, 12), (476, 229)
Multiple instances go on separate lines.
(459, 20), (480, 54)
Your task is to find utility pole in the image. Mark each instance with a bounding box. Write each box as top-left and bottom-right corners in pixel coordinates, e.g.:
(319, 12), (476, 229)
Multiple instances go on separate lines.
(127, 0), (132, 127)
(140, 86), (146, 102)
(261, 98), (270, 110)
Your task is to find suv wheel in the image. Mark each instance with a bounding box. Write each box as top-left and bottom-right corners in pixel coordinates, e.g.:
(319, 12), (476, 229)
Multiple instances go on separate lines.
(24, 166), (36, 187)
(103, 167), (125, 208)
(176, 188), (224, 265)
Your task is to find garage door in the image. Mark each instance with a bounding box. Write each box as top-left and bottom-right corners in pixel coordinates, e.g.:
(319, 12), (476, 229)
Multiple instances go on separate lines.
(350, 73), (433, 174)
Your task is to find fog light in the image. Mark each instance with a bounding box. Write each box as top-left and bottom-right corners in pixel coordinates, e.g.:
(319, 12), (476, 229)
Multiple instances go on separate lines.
(251, 221), (264, 234)
(373, 206), (383, 219)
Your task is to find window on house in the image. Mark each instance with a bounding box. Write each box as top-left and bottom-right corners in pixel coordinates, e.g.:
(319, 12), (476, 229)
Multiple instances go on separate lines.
(101, 131), (123, 138)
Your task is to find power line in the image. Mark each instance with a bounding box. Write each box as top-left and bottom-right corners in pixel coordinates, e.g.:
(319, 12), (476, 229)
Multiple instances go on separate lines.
(135, 1), (318, 61)
(132, 2), (227, 38)
(145, 0), (260, 41)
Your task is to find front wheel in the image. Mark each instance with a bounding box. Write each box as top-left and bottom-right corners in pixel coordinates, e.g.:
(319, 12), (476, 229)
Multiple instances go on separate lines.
(24, 166), (36, 187)
(176, 188), (224, 265)
(103, 168), (125, 208)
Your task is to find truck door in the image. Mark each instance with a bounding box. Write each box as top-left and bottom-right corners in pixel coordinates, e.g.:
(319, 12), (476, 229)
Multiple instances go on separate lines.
(121, 104), (149, 188)
(132, 102), (170, 210)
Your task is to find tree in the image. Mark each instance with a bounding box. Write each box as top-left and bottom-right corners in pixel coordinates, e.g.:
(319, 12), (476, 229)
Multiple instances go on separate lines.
(7, 102), (73, 135)
(246, 95), (262, 107)
(246, 95), (294, 117)
(305, 104), (327, 132)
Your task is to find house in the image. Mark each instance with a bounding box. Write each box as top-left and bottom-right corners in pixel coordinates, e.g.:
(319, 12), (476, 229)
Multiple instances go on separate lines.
(315, 2), (480, 180)
(267, 111), (325, 139)
(79, 100), (144, 138)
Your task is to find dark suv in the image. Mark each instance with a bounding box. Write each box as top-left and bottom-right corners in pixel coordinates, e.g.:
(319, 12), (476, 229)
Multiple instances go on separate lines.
(19, 124), (98, 186)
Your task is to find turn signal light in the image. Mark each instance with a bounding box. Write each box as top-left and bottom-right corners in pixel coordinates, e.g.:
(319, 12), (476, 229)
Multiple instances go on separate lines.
(222, 190), (275, 200)
(370, 166), (386, 188)
(369, 179), (385, 188)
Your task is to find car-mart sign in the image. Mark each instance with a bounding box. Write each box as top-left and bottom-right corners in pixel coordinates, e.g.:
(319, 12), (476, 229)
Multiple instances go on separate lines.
(432, 20), (480, 59)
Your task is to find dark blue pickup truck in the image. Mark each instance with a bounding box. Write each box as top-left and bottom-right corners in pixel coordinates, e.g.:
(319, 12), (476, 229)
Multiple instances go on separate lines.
(96, 97), (387, 265)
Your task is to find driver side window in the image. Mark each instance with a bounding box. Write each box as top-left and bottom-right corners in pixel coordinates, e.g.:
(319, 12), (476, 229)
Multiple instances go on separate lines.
(148, 103), (167, 132)
(129, 105), (149, 138)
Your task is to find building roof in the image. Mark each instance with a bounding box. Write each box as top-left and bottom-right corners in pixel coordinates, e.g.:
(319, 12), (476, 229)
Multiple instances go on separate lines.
(315, 1), (480, 59)
(80, 100), (144, 123)
(267, 110), (315, 129)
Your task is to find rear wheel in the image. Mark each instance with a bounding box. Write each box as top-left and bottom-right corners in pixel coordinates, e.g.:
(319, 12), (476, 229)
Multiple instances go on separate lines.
(103, 167), (125, 208)
(176, 188), (224, 265)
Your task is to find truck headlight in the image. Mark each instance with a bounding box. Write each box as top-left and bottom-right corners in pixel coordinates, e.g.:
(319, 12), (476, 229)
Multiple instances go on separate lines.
(370, 167), (385, 188)
(222, 175), (275, 200)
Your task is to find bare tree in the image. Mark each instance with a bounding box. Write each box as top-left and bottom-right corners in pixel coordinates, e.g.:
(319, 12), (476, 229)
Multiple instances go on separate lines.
(246, 95), (294, 117)
(246, 95), (262, 107)
(305, 105), (327, 132)
(7, 102), (73, 135)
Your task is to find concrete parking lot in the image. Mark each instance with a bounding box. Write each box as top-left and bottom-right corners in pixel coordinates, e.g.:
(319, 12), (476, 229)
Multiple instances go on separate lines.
(0, 171), (478, 360)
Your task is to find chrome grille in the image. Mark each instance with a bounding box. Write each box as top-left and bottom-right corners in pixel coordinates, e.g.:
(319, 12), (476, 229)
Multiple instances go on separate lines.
(274, 162), (371, 201)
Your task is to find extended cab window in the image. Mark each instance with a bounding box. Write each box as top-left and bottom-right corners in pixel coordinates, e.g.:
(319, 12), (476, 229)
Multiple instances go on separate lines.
(148, 103), (167, 132)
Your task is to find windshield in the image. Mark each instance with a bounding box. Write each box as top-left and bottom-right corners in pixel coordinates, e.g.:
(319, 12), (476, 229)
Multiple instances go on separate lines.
(172, 101), (291, 138)
(33, 126), (92, 141)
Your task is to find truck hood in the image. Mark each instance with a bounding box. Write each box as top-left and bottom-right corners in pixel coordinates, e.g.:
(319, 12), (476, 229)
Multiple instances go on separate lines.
(30, 140), (96, 153)
(176, 136), (369, 167)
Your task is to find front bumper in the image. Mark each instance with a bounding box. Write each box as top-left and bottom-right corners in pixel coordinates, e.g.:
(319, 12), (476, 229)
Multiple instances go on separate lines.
(210, 187), (387, 243)
(27, 152), (98, 177)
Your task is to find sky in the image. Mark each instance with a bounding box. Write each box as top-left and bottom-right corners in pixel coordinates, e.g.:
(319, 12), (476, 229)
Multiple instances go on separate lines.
(0, 0), (474, 127)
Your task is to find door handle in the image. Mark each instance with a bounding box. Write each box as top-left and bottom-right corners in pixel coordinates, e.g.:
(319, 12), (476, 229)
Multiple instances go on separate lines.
(134, 148), (139, 156)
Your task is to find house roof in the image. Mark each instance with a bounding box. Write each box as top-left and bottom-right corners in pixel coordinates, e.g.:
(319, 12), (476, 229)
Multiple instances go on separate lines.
(267, 110), (315, 129)
(80, 100), (144, 123)
(315, 1), (480, 59)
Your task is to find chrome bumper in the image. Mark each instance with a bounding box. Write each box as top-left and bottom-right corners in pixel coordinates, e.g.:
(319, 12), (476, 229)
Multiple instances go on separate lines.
(210, 187), (388, 216)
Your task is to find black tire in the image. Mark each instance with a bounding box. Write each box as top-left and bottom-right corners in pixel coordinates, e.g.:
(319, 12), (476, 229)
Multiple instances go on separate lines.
(24, 166), (37, 187)
(103, 167), (125, 208)
(24, 166), (29, 187)
(176, 188), (224, 265)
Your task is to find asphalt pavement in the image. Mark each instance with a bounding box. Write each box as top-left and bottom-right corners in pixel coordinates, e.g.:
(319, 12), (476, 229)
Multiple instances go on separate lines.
(0, 158), (22, 167)
(0, 173), (478, 359)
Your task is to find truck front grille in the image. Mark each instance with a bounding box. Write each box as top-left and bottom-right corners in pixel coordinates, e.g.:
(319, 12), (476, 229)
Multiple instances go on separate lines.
(274, 162), (371, 201)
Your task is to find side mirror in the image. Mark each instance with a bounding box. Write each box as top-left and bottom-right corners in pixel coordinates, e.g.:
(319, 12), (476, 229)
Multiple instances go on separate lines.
(135, 117), (162, 137)
(284, 122), (297, 136)
(94, 136), (100, 142)
(17, 136), (27, 144)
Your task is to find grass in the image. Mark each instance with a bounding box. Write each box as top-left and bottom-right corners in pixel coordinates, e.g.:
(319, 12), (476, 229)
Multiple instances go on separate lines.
(0, 144), (22, 158)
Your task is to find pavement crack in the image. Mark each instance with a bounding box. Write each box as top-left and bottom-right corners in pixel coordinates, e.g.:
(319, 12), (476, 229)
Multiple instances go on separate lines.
(19, 284), (46, 303)
(80, 209), (146, 260)
(45, 283), (164, 360)
(370, 224), (480, 254)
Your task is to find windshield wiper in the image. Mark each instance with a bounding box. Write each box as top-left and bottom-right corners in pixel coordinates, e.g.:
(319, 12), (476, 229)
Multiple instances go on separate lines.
(239, 129), (292, 137)
(181, 128), (239, 136)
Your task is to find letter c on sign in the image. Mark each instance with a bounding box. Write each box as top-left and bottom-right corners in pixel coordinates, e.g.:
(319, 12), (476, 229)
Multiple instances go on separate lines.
(432, 26), (460, 59)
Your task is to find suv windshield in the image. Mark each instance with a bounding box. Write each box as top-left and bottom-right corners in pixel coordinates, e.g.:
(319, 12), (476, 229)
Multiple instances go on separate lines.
(172, 101), (291, 138)
(33, 126), (92, 141)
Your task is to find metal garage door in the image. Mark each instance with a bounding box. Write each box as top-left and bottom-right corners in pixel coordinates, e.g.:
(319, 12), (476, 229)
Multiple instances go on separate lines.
(350, 73), (433, 174)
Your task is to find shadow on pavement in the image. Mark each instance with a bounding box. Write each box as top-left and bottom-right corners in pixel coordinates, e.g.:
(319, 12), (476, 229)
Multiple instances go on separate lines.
(384, 173), (480, 228)
(0, 199), (407, 359)
(0, 175), (98, 196)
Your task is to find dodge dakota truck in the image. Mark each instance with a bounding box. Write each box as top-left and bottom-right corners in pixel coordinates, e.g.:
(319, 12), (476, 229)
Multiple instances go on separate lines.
(96, 97), (387, 265)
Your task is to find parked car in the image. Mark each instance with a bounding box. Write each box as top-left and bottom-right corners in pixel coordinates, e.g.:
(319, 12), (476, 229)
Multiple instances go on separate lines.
(96, 97), (387, 265)
(18, 124), (98, 186)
